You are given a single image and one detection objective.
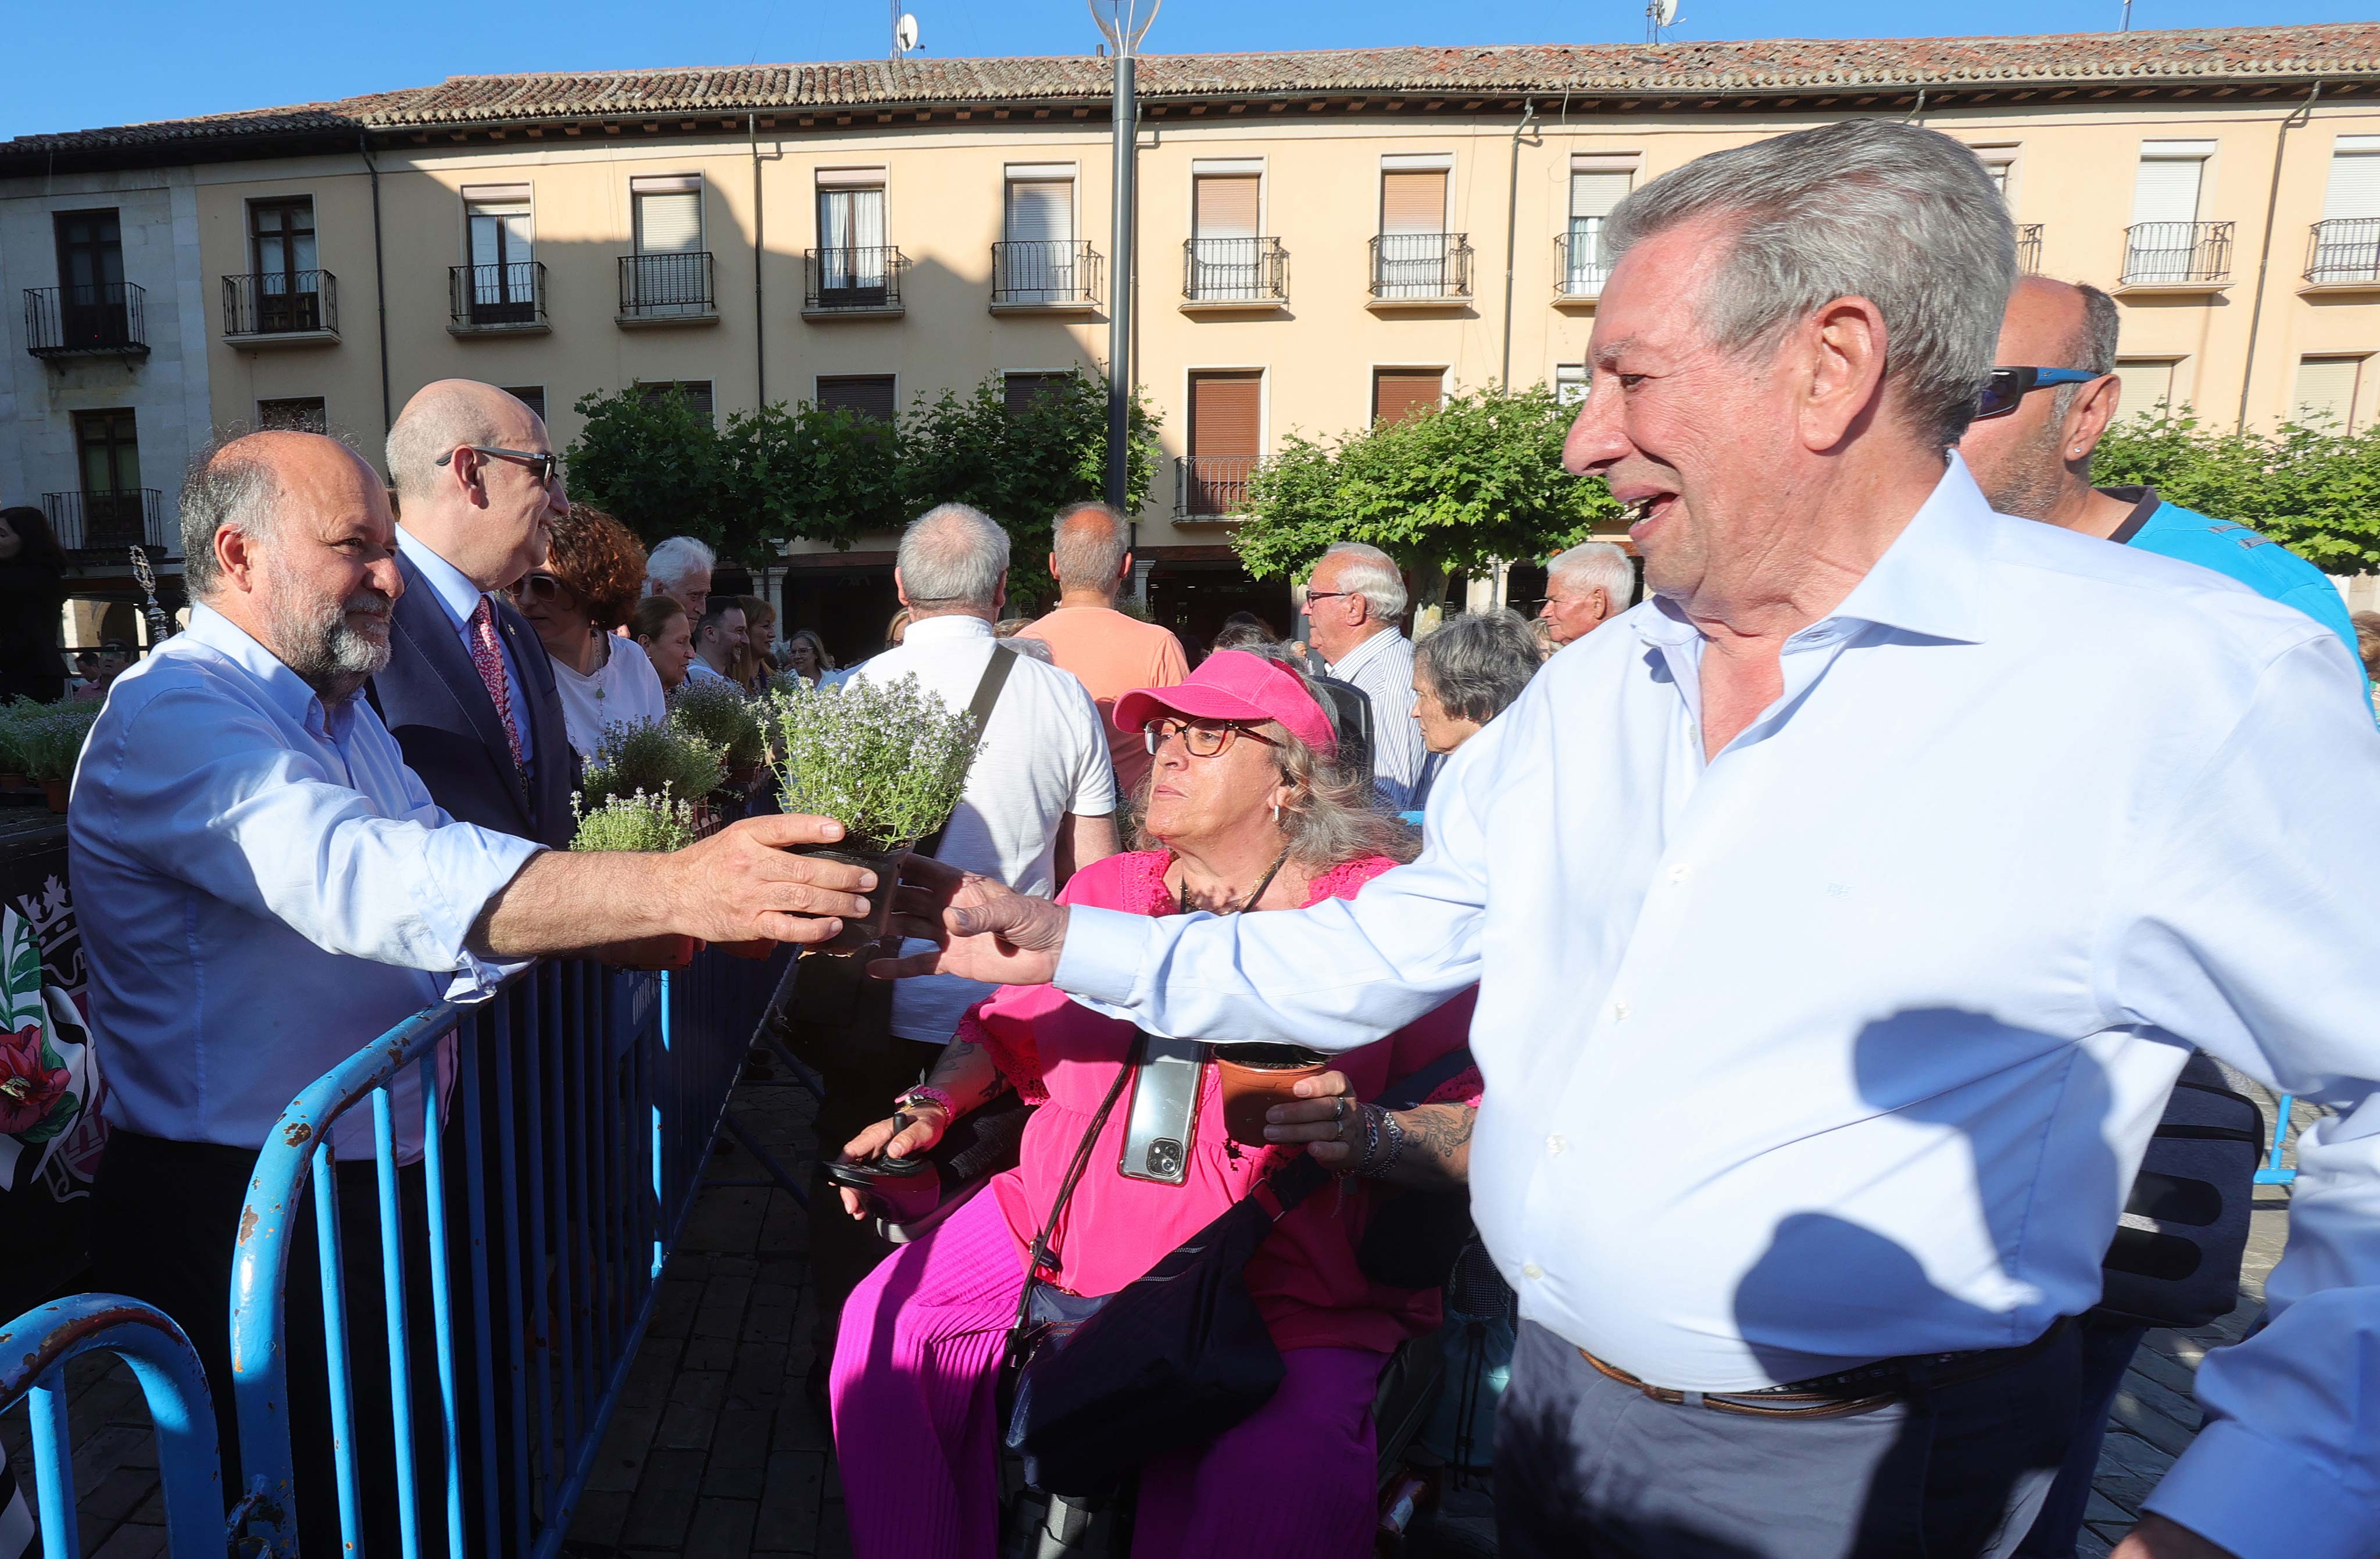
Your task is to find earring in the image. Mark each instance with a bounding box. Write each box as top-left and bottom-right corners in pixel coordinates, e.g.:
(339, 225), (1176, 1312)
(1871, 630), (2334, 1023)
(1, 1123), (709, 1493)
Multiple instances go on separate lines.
(1271, 802), (1281, 824)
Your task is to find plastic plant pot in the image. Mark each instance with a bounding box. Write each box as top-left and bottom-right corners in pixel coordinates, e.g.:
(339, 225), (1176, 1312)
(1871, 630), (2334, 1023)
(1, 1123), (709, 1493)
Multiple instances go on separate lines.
(1214, 1044), (1332, 1147)
(788, 843), (905, 955)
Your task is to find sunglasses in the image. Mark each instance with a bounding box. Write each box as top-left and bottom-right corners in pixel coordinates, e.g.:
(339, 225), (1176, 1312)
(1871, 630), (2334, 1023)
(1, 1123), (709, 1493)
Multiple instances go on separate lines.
(1974, 367), (2104, 422)
(1142, 717), (1283, 759)
(508, 571), (572, 604)
(437, 445), (564, 485)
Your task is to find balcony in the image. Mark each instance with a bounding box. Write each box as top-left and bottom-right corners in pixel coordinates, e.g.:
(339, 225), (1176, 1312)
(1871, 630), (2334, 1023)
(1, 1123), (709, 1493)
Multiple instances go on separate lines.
(2303, 217), (2380, 292)
(803, 246), (907, 319)
(1181, 237), (1288, 310)
(448, 261), (549, 334)
(2017, 224), (2044, 276)
(1368, 233), (1473, 310)
(222, 271), (338, 345)
(617, 252), (717, 326)
(2117, 221), (2233, 294)
(1553, 230), (1609, 308)
(990, 240), (1102, 313)
(24, 283), (149, 360)
(1176, 455), (1258, 518)
(42, 489), (169, 559)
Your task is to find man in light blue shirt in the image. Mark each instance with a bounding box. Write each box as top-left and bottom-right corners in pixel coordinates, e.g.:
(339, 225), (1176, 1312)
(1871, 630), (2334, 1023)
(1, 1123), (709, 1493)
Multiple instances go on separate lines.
(884, 123), (2380, 1559)
(1303, 541), (1425, 806)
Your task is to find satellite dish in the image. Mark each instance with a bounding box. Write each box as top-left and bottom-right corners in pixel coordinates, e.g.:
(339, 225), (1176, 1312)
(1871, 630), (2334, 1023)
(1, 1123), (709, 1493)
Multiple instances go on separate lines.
(1654, 0), (1678, 24)
(897, 12), (921, 51)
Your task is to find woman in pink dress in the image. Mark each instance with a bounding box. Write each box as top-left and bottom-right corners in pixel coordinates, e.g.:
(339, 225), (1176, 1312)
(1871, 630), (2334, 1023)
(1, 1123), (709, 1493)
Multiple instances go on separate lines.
(829, 648), (1480, 1559)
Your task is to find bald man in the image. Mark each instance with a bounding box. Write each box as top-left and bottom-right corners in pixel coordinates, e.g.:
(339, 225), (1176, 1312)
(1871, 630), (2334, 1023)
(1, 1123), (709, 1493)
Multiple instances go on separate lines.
(369, 378), (576, 845)
(1017, 499), (1188, 794)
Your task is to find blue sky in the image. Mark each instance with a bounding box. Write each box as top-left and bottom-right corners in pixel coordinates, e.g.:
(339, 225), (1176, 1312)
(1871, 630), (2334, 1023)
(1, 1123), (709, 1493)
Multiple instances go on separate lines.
(2, 0), (2363, 143)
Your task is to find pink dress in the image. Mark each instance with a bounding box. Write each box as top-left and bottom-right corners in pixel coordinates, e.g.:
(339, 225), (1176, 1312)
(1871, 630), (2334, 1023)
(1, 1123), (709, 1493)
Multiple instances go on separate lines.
(829, 850), (1480, 1559)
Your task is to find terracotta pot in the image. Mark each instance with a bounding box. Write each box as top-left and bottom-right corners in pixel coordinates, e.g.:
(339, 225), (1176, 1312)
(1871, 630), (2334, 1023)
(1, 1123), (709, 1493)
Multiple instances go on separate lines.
(596, 933), (701, 972)
(1214, 1045), (1332, 1147)
(39, 780), (68, 815)
(721, 938), (775, 961)
(0, 772), (26, 791)
(788, 843), (905, 955)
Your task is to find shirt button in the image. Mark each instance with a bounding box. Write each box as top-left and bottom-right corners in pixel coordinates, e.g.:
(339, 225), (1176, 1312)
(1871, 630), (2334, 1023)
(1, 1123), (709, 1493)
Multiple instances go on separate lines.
(1612, 1001), (1629, 1022)
(1548, 1134), (1566, 1154)
(1522, 1263), (1545, 1281)
(1668, 863), (1690, 885)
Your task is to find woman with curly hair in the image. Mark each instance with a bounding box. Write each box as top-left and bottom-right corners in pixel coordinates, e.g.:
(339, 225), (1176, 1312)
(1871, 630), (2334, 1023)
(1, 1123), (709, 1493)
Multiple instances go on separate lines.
(510, 504), (669, 761)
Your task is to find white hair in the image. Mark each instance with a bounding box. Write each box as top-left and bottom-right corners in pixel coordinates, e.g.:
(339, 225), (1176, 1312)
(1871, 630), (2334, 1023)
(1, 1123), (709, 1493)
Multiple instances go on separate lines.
(1602, 119), (2014, 449)
(1548, 541), (1634, 609)
(646, 535), (716, 592)
(1318, 541), (1407, 623)
(898, 503), (1010, 609)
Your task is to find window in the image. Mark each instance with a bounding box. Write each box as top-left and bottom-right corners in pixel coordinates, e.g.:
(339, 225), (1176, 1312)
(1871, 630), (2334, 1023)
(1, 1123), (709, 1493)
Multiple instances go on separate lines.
(816, 375), (898, 422)
(1554, 364), (1589, 407)
(1185, 371), (1262, 516)
(1971, 145), (2019, 206)
(1189, 162), (1265, 300)
(73, 409), (144, 546)
(53, 209), (127, 347)
(462, 184), (535, 325)
(258, 397), (327, 434)
(2111, 359), (2179, 421)
(1564, 156), (1634, 298)
(816, 169), (891, 303)
(248, 197), (322, 330)
(501, 385), (546, 422)
(628, 176), (709, 313)
(1373, 369), (1446, 427)
(636, 380), (715, 423)
(1376, 158), (1453, 298)
(2126, 143), (2211, 283)
(1000, 166), (1080, 302)
(2313, 137), (2380, 285)
(1003, 371), (1075, 414)
(2293, 357), (2363, 430)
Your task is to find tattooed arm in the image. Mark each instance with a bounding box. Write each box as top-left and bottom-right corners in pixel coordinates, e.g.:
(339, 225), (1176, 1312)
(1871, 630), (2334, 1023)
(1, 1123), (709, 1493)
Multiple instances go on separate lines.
(1263, 1072), (1474, 1190)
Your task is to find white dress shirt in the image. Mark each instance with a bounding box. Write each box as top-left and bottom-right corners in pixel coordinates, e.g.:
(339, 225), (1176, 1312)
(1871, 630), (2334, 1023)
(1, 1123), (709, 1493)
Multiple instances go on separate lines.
(395, 525), (535, 773)
(552, 631), (669, 763)
(69, 605), (542, 1161)
(850, 613), (1116, 1046)
(683, 656), (735, 689)
(1325, 625), (1424, 807)
(1055, 462), (2380, 1559)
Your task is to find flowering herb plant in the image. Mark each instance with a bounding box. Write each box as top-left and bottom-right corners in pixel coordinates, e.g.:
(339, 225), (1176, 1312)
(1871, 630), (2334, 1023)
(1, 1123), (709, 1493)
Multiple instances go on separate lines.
(580, 718), (725, 810)
(17, 705), (99, 784)
(769, 674), (980, 852)
(0, 698), (46, 774)
(668, 679), (767, 768)
(568, 789), (698, 853)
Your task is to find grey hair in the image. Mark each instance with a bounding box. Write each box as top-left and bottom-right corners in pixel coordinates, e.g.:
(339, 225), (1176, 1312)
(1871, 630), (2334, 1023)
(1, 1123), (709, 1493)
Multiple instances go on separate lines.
(898, 503), (1010, 609)
(646, 536), (716, 592)
(1414, 609), (1544, 727)
(178, 437), (285, 599)
(1546, 541), (1634, 610)
(1051, 501), (1129, 594)
(1317, 541), (1408, 623)
(384, 385), (508, 503)
(1602, 119), (2015, 449)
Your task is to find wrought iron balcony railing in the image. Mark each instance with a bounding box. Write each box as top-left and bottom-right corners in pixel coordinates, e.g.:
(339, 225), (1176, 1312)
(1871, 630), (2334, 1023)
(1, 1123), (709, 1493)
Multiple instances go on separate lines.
(449, 260), (548, 330)
(1553, 228), (1609, 301)
(617, 252), (717, 320)
(2120, 221), (2233, 287)
(1370, 232), (1473, 301)
(1181, 237), (1288, 304)
(24, 283), (148, 357)
(804, 246), (907, 311)
(42, 489), (170, 556)
(1177, 455), (1259, 517)
(2305, 217), (2380, 286)
(222, 271), (337, 338)
(2016, 224), (2045, 276)
(991, 240), (1102, 307)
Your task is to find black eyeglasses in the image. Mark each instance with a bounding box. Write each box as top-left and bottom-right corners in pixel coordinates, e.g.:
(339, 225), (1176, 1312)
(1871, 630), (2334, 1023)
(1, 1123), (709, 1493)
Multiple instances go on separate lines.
(1974, 367), (2104, 422)
(1142, 718), (1283, 759)
(1303, 590), (1357, 605)
(437, 445), (564, 485)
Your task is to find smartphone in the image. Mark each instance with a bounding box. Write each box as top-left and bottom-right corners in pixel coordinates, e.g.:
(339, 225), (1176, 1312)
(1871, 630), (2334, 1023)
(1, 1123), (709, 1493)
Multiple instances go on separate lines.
(1118, 1034), (1206, 1186)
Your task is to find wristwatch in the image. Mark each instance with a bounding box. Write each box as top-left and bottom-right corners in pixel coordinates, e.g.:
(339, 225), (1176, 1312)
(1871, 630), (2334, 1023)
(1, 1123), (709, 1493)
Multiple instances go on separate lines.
(895, 1086), (957, 1120)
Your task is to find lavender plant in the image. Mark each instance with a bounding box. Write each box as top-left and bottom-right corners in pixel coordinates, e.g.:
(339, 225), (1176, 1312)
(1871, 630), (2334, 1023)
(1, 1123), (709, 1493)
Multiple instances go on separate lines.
(17, 704), (99, 784)
(769, 674), (980, 851)
(569, 789), (698, 853)
(580, 718), (726, 810)
(668, 678), (766, 767)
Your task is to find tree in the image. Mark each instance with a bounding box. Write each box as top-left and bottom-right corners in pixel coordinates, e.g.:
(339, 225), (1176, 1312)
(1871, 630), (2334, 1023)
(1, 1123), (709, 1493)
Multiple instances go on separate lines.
(2093, 410), (2380, 576)
(1231, 383), (1617, 587)
(719, 400), (906, 556)
(565, 386), (733, 555)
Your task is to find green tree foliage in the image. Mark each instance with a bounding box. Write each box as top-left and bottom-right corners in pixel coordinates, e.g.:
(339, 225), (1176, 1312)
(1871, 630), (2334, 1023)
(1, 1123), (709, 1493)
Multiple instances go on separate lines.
(565, 386), (730, 552)
(721, 400), (906, 555)
(1232, 383), (1618, 582)
(2094, 410), (2380, 576)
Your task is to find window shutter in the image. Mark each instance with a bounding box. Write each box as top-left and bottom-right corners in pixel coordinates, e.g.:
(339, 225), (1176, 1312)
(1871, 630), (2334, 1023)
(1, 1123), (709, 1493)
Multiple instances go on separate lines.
(638, 380), (714, 423)
(1373, 369), (1445, 426)
(258, 398), (328, 435)
(1005, 372), (1075, 414)
(2324, 153), (2380, 221)
(1190, 373), (1262, 459)
(817, 376), (898, 422)
(1569, 170), (1631, 220)
(2112, 360), (2177, 420)
(1381, 170), (1447, 234)
(635, 188), (703, 253)
(1194, 176), (1261, 239)
(2293, 357), (2361, 428)
(501, 385), (546, 421)
(1005, 180), (1073, 244)
(2130, 158), (2203, 227)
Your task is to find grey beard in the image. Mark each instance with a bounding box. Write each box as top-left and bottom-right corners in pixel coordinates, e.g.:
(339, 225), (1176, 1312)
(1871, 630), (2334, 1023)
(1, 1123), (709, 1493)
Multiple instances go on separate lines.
(1975, 417), (2071, 523)
(270, 587), (392, 702)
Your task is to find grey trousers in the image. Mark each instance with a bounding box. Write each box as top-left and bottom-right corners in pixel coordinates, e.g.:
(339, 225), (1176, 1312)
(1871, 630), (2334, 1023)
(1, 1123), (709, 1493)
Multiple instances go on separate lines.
(1495, 1319), (2081, 1559)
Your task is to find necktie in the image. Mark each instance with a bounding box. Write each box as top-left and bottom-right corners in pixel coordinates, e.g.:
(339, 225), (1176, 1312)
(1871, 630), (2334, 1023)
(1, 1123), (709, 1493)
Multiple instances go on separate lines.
(467, 597), (524, 771)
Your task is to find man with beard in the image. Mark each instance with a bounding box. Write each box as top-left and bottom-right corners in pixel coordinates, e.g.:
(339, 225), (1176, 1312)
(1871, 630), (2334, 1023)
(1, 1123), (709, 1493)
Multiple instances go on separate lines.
(68, 430), (878, 1554)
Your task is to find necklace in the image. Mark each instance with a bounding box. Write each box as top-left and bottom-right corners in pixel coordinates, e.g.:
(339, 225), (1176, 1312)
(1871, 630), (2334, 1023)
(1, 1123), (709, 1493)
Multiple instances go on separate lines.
(1178, 844), (1293, 916)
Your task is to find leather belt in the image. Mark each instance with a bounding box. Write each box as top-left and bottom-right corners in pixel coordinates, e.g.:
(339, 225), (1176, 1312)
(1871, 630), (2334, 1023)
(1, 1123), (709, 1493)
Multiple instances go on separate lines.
(1578, 1317), (2072, 1421)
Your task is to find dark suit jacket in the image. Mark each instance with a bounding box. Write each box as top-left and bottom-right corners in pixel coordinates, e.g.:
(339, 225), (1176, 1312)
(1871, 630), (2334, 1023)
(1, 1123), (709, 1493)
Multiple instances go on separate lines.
(367, 551), (577, 848)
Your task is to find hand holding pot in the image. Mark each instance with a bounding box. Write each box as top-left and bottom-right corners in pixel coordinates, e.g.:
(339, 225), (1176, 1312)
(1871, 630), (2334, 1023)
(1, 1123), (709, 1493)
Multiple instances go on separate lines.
(663, 813), (878, 947)
(869, 853), (1069, 987)
(837, 1107), (950, 1218)
(1260, 1070), (1363, 1167)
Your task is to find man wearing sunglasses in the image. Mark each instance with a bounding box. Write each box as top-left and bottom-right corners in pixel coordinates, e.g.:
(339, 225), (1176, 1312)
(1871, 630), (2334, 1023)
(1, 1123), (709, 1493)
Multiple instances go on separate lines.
(369, 378), (577, 849)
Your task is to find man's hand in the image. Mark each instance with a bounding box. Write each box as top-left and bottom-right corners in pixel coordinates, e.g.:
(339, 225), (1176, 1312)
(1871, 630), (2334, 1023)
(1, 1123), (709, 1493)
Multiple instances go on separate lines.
(866, 854), (1068, 986)
(661, 814), (877, 947)
(2112, 1515), (2238, 1559)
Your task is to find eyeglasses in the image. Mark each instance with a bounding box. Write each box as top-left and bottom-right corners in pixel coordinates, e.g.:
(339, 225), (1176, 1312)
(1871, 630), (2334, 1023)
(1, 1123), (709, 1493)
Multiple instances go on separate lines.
(437, 445), (564, 485)
(1973, 367), (2106, 422)
(1142, 718), (1283, 759)
(508, 571), (571, 604)
(1303, 590), (1356, 605)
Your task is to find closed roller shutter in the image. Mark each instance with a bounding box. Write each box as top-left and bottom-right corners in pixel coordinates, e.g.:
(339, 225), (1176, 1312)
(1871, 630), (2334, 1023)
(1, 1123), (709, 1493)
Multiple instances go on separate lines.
(2324, 152), (2380, 220)
(1195, 176), (1260, 239)
(1381, 170), (1447, 234)
(634, 182), (703, 253)
(637, 380), (715, 423)
(1005, 180), (1073, 243)
(2293, 357), (2361, 428)
(501, 385), (546, 421)
(2111, 360), (2176, 421)
(2130, 157), (2203, 227)
(1005, 372), (1075, 414)
(1191, 373), (1261, 458)
(1373, 369), (1445, 427)
(817, 375), (898, 423)
(1569, 170), (1631, 220)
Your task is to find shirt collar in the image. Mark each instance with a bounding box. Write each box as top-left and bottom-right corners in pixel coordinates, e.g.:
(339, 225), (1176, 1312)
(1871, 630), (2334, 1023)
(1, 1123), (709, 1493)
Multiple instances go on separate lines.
(180, 603), (340, 732)
(1328, 625), (1406, 677)
(902, 613), (996, 645)
(395, 525), (489, 631)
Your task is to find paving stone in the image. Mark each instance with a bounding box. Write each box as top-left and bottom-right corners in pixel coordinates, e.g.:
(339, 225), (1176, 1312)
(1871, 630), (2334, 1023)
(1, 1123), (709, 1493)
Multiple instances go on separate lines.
(703, 1407), (772, 1500)
(646, 1277), (704, 1340)
(87, 1521), (169, 1559)
(755, 1448), (827, 1554)
(2093, 1427), (2177, 1481)
(78, 1461), (163, 1525)
(620, 1448), (706, 1550)
(584, 1402), (662, 1495)
(685, 1495), (759, 1559)
(2092, 1472), (2159, 1517)
(683, 1333), (739, 1372)
(565, 1486), (634, 1550)
(655, 1370), (730, 1453)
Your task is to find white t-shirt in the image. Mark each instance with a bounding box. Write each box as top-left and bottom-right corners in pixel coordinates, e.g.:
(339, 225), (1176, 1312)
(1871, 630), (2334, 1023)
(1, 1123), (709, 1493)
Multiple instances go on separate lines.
(552, 631), (670, 764)
(849, 613), (1117, 1044)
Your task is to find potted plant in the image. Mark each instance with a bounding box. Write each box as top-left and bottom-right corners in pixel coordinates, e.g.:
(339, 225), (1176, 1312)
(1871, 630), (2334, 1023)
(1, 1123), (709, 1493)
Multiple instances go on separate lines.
(0, 698), (40, 791)
(768, 673), (981, 952)
(568, 789), (705, 970)
(668, 680), (768, 793)
(19, 705), (99, 814)
(580, 719), (726, 817)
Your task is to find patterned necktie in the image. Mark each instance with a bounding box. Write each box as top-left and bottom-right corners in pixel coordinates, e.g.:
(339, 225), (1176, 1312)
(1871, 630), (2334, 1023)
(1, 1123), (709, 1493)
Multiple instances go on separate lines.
(467, 597), (524, 770)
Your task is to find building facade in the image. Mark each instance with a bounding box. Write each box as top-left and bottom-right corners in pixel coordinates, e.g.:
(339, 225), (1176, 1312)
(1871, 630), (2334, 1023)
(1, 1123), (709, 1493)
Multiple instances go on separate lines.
(5, 23), (2378, 652)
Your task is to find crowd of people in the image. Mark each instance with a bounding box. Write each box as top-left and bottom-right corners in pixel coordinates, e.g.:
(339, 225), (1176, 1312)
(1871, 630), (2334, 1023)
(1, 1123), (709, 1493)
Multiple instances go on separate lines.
(14, 110), (2380, 1559)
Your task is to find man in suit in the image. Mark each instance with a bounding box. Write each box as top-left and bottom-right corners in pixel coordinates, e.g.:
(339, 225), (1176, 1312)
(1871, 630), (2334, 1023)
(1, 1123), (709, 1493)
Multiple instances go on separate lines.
(370, 380), (574, 847)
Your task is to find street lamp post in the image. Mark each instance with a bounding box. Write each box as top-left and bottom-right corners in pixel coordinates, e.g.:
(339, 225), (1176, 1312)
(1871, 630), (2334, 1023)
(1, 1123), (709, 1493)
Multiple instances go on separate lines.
(1090, 1), (1160, 521)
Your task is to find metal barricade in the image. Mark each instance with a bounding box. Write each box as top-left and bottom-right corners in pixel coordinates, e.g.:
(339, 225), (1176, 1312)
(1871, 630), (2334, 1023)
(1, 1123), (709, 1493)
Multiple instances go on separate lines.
(0, 1295), (226, 1557)
(227, 945), (792, 1557)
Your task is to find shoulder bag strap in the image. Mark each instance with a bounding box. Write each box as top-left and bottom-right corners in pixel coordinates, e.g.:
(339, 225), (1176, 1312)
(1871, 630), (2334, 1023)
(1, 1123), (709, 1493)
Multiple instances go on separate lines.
(1007, 1030), (1139, 1340)
(915, 644), (1016, 861)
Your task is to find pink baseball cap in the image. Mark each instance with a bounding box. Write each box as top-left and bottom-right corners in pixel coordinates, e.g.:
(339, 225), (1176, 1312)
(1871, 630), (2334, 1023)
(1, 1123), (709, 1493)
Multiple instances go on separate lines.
(1112, 650), (1336, 754)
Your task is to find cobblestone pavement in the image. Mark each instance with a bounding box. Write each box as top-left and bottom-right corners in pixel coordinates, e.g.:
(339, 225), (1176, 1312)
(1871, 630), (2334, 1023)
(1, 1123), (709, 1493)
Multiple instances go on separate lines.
(2, 1081), (2317, 1557)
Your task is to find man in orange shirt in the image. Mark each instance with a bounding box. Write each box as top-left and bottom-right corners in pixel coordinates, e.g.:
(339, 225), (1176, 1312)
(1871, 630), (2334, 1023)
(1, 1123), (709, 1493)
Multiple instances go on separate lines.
(1019, 501), (1188, 799)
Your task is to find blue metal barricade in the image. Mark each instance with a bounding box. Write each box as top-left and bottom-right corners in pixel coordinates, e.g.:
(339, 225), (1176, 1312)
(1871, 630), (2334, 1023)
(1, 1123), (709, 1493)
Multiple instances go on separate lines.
(227, 944), (792, 1557)
(2256, 1092), (2301, 1187)
(0, 1294), (226, 1557)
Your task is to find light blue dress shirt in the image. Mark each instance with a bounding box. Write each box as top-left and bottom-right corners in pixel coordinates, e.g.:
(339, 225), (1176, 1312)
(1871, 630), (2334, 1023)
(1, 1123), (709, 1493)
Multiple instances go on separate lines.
(1055, 462), (2380, 1559)
(395, 525), (535, 774)
(69, 605), (542, 1161)
(1325, 626), (1424, 808)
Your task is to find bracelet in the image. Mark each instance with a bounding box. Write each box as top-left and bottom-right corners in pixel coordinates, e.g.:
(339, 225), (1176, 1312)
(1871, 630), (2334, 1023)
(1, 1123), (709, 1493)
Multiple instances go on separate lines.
(896, 1086), (956, 1120)
(1351, 1104), (1406, 1179)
